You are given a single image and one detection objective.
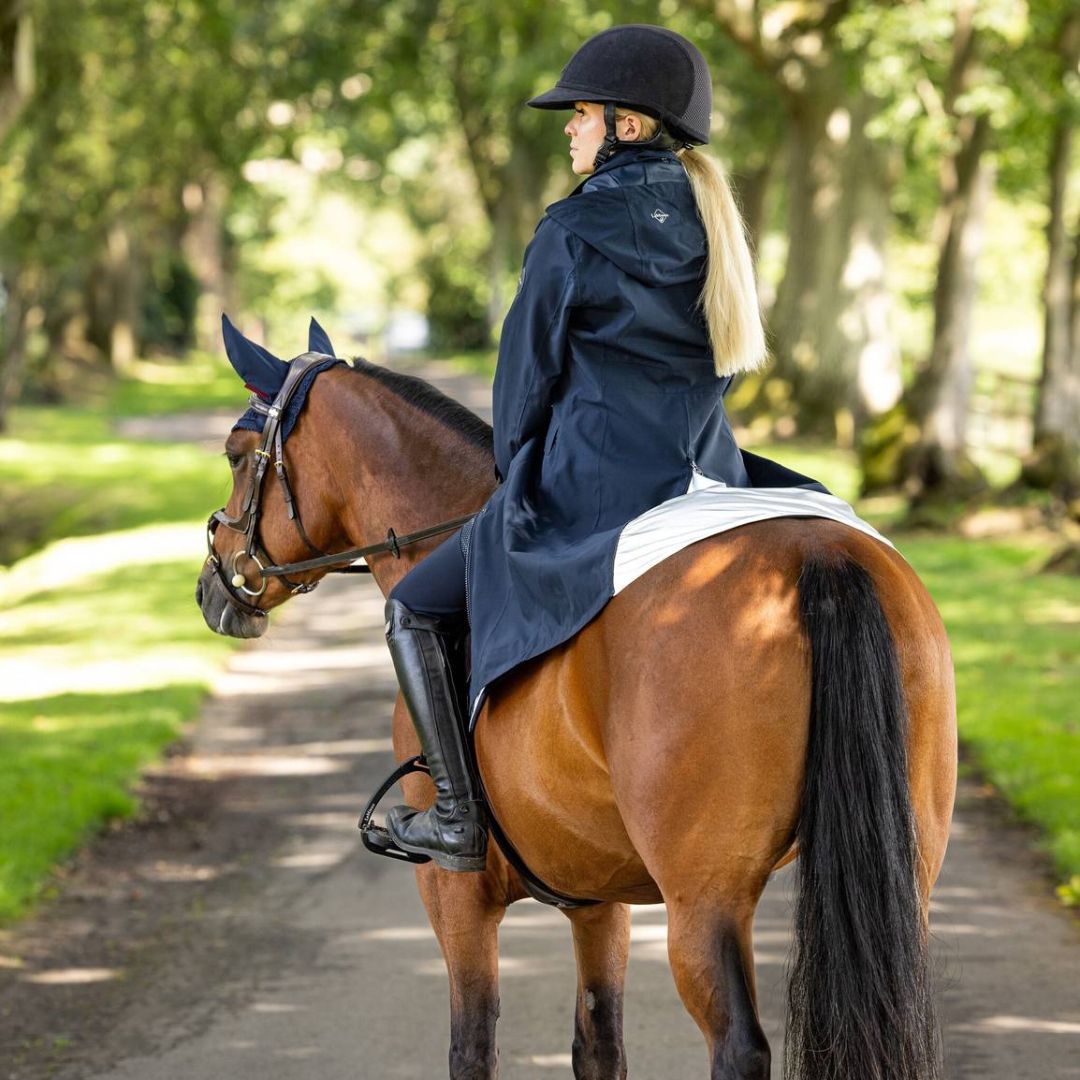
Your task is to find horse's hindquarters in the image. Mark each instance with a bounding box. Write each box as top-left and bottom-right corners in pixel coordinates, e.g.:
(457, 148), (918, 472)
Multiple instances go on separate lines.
(474, 517), (955, 912)
(476, 519), (817, 905)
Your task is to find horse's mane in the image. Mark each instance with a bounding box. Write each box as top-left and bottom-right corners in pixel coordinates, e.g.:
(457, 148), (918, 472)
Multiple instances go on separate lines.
(349, 358), (494, 453)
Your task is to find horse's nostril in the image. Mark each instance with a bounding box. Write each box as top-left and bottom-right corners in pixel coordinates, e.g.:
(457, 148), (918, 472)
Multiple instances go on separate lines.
(195, 580), (204, 607)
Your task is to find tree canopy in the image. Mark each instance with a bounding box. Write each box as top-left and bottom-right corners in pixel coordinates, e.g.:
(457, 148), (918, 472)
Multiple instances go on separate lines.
(1, 0), (1077, 506)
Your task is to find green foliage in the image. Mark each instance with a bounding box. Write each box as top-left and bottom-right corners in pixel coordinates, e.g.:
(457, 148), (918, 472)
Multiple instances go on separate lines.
(900, 533), (1080, 893)
(141, 250), (200, 351)
(1057, 875), (1080, 906)
(422, 251), (491, 351)
(858, 404), (918, 494)
(748, 440), (862, 503)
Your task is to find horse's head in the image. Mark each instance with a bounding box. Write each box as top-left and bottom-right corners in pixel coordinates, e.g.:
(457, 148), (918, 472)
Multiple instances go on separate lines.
(196, 314), (345, 638)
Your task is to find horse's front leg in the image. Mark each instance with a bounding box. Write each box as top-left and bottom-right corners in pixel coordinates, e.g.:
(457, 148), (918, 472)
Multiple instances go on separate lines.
(565, 902), (631, 1080)
(416, 861), (505, 1080)
(394, 698), (505, 1080)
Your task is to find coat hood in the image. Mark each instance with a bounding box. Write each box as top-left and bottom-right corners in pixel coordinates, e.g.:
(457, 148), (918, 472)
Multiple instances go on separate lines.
(543, 150), (705, 286)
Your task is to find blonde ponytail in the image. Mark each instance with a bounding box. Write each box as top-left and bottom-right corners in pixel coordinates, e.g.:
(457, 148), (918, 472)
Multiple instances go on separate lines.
(677, 146), (767, 377)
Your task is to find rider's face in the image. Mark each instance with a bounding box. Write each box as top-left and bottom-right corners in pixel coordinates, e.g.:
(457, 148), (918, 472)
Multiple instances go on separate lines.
(564, 101), (638, 175)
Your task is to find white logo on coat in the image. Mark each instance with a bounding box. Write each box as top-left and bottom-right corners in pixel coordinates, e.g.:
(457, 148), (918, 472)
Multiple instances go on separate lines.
(651, 208), (669, 223)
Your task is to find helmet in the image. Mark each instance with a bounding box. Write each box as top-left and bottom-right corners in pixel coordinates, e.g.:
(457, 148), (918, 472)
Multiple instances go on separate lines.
(526, 24), (713, 149)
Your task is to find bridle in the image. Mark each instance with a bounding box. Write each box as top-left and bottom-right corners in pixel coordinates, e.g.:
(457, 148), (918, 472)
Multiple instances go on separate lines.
(205, 353), (476, 617)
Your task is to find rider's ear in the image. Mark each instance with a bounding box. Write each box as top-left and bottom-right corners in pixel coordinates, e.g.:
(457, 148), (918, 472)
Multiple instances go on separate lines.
(221, 313), (289, 399)
(308, 317), (336, 358)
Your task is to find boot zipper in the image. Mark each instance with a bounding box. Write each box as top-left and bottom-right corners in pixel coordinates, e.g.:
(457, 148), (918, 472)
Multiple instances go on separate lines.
(463, 521), (471, 623)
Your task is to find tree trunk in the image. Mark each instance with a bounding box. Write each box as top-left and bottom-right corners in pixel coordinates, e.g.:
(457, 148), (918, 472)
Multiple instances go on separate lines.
(487, 190), (516, 339)
(483, 136), (538, 337)
(0, 1), (33, 140)
(0, 268), (29, 433)
(730, 159), (773, 273)
(447, 22), (557, 342)
(902, 132), (993, 501)
(104, 221), (139, 374)
(181, 175), (232, 354)
(766, 79), (899, 439)
(860, 0), (991, 499)
(1022, 10), (1080, 501)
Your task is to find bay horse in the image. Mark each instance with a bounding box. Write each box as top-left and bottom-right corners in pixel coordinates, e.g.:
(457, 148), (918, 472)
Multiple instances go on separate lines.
(196, 350), (957, 1080)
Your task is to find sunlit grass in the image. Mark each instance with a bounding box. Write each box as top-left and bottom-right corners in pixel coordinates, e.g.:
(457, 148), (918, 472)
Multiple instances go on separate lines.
(747, 441), (861, 503)
(0, 358), (245, 920)
(0, 553), (235, 919)
(109, 350), (249, 416)
(896, 534), (1080, 886)
(0, 684), (214, 920)
(0, 541), (228, 699)
(0, 434), (231, 565)
(0, 359), (242, 566)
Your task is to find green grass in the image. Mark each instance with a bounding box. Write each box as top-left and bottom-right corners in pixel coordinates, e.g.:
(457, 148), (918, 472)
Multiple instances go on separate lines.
(108, 350), (246, 417)
(0, 537), (237, 920)
(0, 355), (248, 920)
(0, 684), (214, 918)
(748, 441), (861, 503)
(895, 534), (1080, 895)
(0, 353), (243, 566)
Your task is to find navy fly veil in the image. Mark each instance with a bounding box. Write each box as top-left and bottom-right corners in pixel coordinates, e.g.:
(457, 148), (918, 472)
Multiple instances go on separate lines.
(221, 313), (345, 442)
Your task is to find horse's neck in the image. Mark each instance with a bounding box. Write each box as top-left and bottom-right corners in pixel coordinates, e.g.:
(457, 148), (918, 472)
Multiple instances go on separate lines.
(317, 370), (493, 595)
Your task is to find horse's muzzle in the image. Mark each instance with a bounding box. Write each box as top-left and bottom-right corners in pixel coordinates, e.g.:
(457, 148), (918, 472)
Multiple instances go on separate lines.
(196, 564), (268, 639)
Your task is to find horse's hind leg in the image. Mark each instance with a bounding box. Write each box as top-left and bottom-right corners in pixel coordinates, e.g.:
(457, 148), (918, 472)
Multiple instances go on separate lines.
(665, 901), (770, 1080)
(564, 902), (631, 1080)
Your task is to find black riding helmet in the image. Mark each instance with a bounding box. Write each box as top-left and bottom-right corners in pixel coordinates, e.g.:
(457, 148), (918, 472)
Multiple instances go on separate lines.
(526, 24), (712, 168)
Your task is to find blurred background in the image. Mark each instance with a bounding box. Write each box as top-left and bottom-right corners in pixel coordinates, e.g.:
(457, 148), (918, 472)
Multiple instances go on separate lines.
(0, 0), (1077, 926)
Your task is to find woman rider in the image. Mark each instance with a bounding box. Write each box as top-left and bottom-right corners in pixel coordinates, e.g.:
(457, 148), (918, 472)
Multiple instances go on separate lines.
(382, 24), (788, 872)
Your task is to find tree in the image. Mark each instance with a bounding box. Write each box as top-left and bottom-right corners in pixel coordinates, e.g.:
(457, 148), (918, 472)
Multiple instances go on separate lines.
(0, 0), (34, 430)
(710, 0), (904, 438)
(327, 0), (615, 343)
(0, 0), (31, 139)
(1022, 5), (1080, 504)
(326, 1), (782, 347)
(0, 0), (364, 424)
(863, 0), (999, 499)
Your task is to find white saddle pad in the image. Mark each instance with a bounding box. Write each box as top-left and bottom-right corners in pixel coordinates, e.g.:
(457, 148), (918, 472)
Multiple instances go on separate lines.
(612, 479), (894, 595)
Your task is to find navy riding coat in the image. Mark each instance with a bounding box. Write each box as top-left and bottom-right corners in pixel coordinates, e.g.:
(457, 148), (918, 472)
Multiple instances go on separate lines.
(462, 144), (822, 713)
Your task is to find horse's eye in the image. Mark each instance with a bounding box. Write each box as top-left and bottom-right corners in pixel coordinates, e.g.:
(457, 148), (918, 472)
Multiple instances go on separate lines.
(226, 451), (243, 469)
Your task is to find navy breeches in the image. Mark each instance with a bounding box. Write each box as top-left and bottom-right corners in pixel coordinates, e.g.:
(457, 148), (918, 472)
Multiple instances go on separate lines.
(388, 528), (467, 621)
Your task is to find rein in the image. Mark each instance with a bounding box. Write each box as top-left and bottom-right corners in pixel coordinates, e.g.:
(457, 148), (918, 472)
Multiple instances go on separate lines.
(205, 353), (476, 615)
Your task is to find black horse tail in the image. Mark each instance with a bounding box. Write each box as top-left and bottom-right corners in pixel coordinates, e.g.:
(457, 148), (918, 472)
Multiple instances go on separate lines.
(785, 553), (940, 1080)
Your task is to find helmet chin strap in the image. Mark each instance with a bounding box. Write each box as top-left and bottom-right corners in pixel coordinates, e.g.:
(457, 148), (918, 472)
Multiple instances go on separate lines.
(592, 102), (620, 169)
(591, 101), (690, 170)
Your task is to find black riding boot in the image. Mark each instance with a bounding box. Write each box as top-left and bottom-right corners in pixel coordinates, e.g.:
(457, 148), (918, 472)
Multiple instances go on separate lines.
(383, 598), (488, 872)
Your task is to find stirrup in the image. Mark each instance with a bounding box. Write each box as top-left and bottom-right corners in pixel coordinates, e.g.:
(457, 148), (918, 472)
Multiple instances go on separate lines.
(358, 755), (432, 865)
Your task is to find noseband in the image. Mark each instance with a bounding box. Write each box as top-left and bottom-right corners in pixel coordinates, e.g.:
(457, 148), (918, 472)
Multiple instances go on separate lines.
(206, 353), (476, 616)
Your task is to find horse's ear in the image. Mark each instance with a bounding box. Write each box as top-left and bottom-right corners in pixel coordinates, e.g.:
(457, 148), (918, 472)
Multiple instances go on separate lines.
(221, 313), (289, 399)
(308, 317), (336, 357)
